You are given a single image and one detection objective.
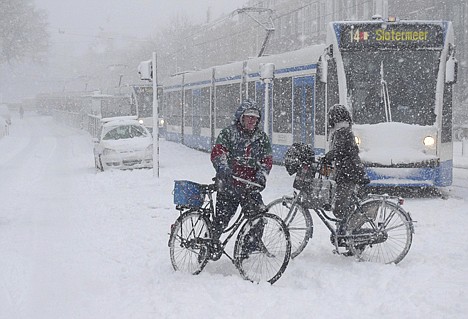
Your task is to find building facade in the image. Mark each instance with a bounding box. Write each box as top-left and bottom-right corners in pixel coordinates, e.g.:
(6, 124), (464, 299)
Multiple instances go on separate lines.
(162, 0), (465, 107)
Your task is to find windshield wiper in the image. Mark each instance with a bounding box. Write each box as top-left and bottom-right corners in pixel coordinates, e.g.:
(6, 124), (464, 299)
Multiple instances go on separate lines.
(380, 61), (392, 122)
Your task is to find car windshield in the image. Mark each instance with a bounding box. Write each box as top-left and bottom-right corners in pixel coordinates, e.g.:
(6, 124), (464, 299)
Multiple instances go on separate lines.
(103, 125), (148, 140)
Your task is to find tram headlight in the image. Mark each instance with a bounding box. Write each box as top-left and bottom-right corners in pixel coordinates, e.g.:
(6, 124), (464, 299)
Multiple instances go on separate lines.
(423, 136), (435, 146)
(354, 135), (361, 146)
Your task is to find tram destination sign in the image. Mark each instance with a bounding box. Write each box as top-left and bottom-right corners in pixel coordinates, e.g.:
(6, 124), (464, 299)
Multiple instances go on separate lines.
(337, 23), (444, 50)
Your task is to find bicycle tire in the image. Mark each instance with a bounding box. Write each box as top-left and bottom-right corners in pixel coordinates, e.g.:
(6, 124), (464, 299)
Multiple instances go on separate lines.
(267, 197), (313, 259)
(169, 210), (212, 275)
(234, 213), (291, 284)
(345, 199), (413, 264)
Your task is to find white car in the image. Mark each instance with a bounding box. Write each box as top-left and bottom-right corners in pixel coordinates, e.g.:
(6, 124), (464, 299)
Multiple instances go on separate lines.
(93, 116), (153, 171)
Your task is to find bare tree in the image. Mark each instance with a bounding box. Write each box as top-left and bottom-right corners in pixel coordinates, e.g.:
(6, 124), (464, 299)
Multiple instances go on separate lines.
(0, 0), (49, 64)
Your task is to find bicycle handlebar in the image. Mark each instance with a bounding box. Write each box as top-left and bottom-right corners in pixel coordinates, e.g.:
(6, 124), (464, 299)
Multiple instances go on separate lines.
(232, 175), (263, 189)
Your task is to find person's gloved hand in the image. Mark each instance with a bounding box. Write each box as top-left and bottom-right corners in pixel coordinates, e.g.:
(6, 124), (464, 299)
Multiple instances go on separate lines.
(359, 175), (371, 186)
(216, 165), (232, 181)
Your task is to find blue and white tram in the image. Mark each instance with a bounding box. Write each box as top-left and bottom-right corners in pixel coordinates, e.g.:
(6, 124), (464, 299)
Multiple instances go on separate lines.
(324, 18), (458, 187)
(162, 45), (326, 162)
(161, 17), (458, 188)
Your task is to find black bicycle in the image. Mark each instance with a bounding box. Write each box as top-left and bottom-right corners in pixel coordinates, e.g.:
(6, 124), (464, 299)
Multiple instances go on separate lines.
(268, 160), (414, 264)
(168, 177), (291, 284)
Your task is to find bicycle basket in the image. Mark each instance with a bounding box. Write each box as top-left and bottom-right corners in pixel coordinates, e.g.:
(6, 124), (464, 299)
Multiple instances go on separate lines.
(294, 167), (336, 209)
(173, 180), (204, 207)
(292, 164), (316, 190)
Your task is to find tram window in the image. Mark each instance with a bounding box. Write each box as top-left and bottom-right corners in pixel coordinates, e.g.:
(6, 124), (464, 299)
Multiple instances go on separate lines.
(273, 77), (292, 133)
(247, 81), (256, 100)
(184, 89), (193, 127)
(441, 84), (453, 143)
(215, 83), (241, 129)
(327, 58), (339, 107)
(315, 79), (326, 135)
(343, 51), (438, 126)
(166, 91), (182, 126)
(200, 88), (210, 128)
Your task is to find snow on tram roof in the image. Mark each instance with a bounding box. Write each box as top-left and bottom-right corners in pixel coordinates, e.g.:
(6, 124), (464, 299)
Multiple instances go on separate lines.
(163, 44), (326, 89)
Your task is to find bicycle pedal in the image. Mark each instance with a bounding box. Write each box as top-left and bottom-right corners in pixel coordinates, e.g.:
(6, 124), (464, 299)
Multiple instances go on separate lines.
(332, 247), (350, 256)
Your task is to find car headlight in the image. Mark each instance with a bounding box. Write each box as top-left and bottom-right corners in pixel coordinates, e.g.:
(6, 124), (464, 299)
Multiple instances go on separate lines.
(354, 135), (361, 146)
(138, 119), (144, 124)
(423, 136), (435, 146)
(159, 118), (165, 127)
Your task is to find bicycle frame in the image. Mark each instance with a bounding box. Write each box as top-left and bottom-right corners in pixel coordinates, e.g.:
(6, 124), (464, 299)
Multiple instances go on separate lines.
(177, 183), (262, 262)
(170, 180), (292, 283)
(281, 189), (411, 252)
(283, 190), (340, 235)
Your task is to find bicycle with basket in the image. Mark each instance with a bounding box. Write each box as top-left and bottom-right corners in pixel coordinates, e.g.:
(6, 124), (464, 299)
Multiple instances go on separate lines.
(168, 177), (291, 284)
(267, 143), (414, 264)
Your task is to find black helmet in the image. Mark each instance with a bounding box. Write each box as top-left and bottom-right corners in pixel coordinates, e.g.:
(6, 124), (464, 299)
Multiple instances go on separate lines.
(328, 104), (352, 128)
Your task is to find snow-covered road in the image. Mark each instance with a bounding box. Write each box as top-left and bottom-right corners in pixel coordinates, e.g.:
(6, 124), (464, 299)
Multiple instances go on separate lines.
(1, 113), (467, 319)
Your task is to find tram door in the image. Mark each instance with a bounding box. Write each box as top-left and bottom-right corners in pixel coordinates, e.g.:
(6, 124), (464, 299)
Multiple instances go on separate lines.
(293, 76), (314, 145)
(192, 89), (202, 137)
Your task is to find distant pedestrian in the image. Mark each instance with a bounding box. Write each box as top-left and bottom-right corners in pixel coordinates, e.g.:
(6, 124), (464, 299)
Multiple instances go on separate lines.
(19, 106), (24, 119)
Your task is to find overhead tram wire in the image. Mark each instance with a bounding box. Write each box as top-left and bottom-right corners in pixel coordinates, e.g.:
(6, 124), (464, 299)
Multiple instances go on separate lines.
(166, 7), (274, 59)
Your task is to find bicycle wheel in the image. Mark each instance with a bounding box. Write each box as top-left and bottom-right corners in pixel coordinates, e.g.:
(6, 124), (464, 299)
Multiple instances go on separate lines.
(169, 210), (212, 275)
(234, 213), (291, 284)
(345, 199), (413, 264)
(267, 197), (313, 259)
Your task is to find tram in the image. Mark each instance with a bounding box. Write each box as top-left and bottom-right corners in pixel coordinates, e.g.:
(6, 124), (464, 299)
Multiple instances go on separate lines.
(162, 17), (458, 187)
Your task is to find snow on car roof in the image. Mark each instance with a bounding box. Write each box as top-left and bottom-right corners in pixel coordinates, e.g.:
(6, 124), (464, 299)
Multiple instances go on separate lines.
(101, 116), (140, 128)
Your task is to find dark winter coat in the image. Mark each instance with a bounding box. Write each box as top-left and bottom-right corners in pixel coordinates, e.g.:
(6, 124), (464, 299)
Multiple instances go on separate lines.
(325, 124), (369, 185)
(211, 102), (272, 189)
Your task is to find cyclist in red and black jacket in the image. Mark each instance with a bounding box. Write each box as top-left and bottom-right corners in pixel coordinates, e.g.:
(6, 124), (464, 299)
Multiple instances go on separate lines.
(210, 99), (272, 241)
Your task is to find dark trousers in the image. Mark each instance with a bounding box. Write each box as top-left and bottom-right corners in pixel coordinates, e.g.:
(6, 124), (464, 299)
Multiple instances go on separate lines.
(334, 181), (356, 221)
(212, 188), (264, 240)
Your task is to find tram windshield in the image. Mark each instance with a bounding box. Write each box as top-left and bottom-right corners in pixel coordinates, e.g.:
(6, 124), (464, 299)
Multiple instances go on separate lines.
(342, 50), (440, 126)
